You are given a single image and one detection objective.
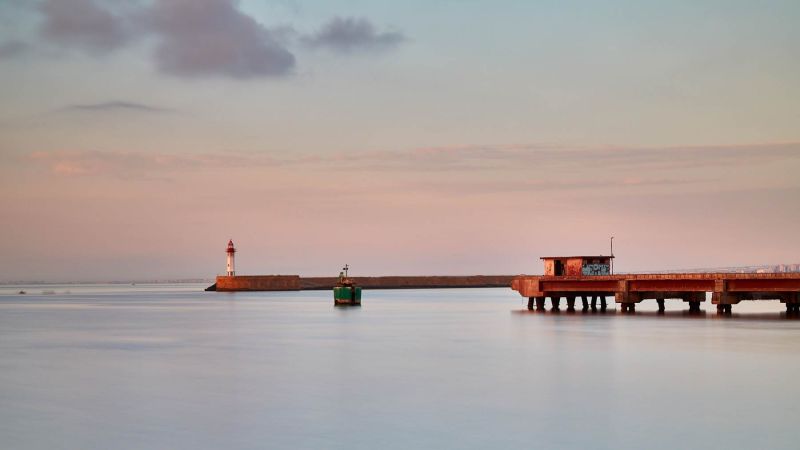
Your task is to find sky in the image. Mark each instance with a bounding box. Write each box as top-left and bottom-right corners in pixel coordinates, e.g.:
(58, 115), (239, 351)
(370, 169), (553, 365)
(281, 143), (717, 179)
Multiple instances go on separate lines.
(0, 0), (799, 282)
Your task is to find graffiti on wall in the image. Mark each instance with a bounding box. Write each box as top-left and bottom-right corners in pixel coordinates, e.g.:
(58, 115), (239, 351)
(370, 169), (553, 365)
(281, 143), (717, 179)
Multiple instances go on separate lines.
(582, 263), (610, 276)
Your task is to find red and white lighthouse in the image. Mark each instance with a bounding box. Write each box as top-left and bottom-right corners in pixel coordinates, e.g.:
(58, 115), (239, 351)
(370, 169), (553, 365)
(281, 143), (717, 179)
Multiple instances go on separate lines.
(226, 239), (236, 276)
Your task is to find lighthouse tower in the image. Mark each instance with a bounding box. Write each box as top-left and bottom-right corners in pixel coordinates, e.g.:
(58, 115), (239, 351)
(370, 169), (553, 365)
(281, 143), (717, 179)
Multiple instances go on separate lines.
(226, 239), (236, 276)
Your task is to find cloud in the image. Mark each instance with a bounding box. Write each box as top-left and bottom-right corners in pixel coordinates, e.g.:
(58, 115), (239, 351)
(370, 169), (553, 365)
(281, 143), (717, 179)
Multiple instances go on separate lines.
(403, 177), (708, 197)
(26, 142), (800, 186)
(303, 16), (405, 53)
(57, 100), (174, 113)
(39, 0), (133, 54)
(28, 150), (276, 178)
(143, 0), (295, 78)
(35, 0), (294, 78)
(24, 1), (404, 78)
(309, 142), (800, 173)
(0, 40), (29, 59)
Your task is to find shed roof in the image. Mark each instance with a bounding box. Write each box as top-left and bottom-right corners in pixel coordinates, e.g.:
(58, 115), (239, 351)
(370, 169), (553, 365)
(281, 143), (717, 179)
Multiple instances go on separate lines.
(540, 255), (614, 260)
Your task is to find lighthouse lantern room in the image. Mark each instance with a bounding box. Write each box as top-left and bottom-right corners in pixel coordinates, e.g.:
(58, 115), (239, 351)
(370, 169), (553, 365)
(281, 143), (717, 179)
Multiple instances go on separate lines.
(226, 239), (236, 276)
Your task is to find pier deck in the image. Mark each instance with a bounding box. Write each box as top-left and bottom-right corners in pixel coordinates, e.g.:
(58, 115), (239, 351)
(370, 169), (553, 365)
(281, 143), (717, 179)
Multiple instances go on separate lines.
(511, 273), (800, 313)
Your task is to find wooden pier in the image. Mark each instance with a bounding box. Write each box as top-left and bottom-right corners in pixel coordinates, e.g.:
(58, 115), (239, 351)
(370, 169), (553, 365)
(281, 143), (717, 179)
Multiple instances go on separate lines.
(511, 273), (800, 313)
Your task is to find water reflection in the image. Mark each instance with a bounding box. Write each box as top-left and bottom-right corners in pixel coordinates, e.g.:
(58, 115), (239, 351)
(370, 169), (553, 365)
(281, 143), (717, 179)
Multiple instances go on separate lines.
(1, 286), (799, 450)
(516, 307), (800, 321)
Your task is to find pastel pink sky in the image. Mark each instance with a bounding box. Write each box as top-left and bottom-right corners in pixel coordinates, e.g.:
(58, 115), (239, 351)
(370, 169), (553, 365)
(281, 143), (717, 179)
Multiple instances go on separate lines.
(0, 1), (799, 281)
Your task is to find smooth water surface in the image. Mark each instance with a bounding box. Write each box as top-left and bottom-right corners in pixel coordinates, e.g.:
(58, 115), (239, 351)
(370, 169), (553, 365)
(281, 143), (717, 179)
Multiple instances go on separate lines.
(1, 285), (798, 449)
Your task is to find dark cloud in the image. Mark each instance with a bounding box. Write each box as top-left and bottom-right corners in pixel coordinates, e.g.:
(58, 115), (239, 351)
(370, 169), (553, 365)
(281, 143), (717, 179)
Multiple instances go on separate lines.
(39, 0), (133, 53)
(303, 16), (405, 53)
(0, 40), (29, 59)
(35, 0), (294, 78)
(143, 0), (295, 78)
(29, 1), (402, 77)
(59, 100), (173, 113)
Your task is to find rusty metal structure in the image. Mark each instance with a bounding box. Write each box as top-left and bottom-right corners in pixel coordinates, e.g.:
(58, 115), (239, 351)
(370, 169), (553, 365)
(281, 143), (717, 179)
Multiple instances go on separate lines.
(512, 257), (800, 314)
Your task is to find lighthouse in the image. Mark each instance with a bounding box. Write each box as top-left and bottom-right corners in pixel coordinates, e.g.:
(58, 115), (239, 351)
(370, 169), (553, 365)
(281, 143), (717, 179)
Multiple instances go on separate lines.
(226, 239), (236, 276)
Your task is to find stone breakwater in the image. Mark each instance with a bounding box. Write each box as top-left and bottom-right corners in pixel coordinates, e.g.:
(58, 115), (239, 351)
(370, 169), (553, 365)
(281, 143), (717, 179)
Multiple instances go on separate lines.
(209, 275), (514, 291)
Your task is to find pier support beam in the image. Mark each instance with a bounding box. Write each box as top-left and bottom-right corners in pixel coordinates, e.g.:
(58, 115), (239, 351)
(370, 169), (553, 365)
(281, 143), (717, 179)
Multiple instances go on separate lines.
(551, 296), (561, 311)
(600, 296), (607, 311)
(536, 297), (546, 310)
(688, 301), (701, 313)
(616, 289), (639, 313)
(581, 296), (589, 311)
(591, 296), (597, 311)
(566, 296), (576, 312)
(657, 299), (665, 313)
(527, 297), (534, 311)
(711, 280), (741, 314)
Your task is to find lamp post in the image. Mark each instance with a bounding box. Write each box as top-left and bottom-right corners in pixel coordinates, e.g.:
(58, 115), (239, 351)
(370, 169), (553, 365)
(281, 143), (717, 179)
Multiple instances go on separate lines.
(610, 236), (614, 275)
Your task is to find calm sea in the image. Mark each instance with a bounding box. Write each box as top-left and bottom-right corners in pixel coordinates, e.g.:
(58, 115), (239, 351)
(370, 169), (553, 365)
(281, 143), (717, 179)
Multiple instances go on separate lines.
(1, 284), (798, 450)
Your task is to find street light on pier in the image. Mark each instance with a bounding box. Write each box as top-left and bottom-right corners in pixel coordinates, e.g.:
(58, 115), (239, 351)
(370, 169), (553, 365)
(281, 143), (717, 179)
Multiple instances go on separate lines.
(610, 236), (614, 275)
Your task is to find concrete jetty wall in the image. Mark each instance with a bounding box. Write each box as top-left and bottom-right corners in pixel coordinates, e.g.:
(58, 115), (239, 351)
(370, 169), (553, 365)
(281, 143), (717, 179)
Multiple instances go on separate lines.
(301, 275), (514, 290)
(216, 275), (301, 291)
(212, 275), (514, 291)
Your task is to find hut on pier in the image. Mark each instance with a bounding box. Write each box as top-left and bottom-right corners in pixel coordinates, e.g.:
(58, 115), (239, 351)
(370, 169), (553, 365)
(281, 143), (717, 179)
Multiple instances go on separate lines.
(541, 255), (613, 277)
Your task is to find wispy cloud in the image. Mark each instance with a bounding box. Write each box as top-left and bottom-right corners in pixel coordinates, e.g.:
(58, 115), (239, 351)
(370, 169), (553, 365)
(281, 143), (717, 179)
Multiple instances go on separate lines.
(286, 142), (800, 173)
(57, 100), (175, 114)
(27, 150), (276, 178)
(302, 16), (405, 53)
(25, 142), (800, 188)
